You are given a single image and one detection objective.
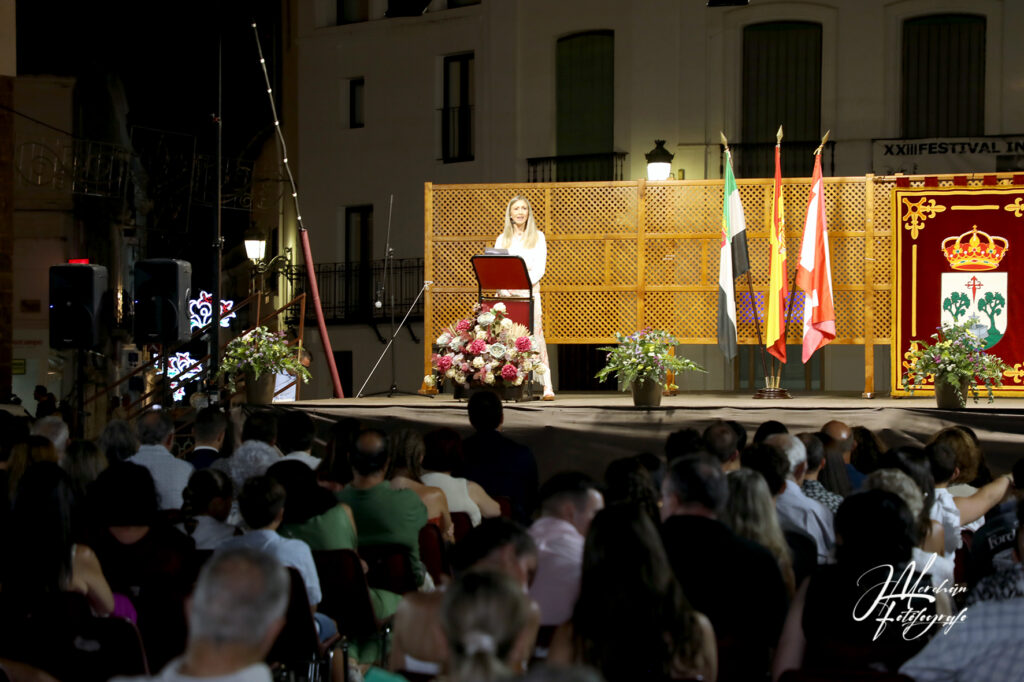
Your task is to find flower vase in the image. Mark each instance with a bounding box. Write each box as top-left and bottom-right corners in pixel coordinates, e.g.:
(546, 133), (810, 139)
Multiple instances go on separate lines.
(453, 382), (524, 403)
(245, 373), (277, 405)
(934, 377), (970, 409)
(630, 378), (664, 407)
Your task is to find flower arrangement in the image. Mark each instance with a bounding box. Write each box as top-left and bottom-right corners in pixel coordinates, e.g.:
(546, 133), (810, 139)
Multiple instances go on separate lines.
(595, 328), (705, 391)
(902, 321), (1007, 405)
(215, 326), (312, 392)
(425, 302), (546, 390)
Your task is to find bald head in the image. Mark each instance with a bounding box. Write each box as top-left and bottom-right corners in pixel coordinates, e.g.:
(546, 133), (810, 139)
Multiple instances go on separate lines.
(823, 420), (853, 463)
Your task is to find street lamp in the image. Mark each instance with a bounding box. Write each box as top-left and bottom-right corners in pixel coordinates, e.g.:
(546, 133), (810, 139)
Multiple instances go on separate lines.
(645, 139), (674, 181)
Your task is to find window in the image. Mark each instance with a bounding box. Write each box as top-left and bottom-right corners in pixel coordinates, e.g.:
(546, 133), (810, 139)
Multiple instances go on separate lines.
(442, 53), (474, 163)
(902, 14), (985, 138)
(345, 206), (373, 318)
(337, 0), (368, 25)
(741, 21), (822, 178)
(349, 78), (364, 129)
(556, 31), (614, 180)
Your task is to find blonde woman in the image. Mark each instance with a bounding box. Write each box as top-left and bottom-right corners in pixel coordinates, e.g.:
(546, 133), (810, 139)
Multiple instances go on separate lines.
(496, 195), (554, 400)
(723, 468), (796, 597)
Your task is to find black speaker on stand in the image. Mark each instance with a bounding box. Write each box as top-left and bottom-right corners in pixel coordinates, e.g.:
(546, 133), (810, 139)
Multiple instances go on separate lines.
(134, 259), (192, 345)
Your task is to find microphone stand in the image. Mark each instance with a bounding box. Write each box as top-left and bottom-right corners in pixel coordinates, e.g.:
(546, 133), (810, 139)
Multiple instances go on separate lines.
(357, 281), (434, 398)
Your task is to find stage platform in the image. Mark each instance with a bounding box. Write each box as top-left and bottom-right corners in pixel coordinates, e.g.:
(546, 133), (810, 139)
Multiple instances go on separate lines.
(289, 392), (1024, 483)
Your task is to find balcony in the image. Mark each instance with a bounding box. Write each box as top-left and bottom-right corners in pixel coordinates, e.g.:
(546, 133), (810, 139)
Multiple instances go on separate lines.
(285, 258), (425, 326)
(526, 152), (627, 182)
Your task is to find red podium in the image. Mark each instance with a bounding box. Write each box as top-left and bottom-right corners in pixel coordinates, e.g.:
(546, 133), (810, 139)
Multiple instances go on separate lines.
(470, 254), (534, 333)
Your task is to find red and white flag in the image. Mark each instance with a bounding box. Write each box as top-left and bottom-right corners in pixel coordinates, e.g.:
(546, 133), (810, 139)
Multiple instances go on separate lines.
(795, 153), (835, 363)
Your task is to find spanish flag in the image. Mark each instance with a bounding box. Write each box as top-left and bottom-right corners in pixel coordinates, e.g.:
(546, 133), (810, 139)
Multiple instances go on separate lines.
(766, 142), (788, 362)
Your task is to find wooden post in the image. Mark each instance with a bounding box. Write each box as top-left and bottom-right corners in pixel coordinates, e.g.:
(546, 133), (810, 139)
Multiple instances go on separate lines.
(421, 182), (437, 394)
(862, 175), (876, 398)
(0, 76), (11, 404)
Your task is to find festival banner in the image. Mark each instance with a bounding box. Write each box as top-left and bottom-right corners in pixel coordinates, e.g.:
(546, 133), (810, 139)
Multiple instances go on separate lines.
(892, 186), (1024, 396)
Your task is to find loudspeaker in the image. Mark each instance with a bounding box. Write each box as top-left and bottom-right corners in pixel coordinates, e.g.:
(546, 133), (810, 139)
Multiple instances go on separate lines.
(134, 259), (192, 344)
(49, 264), (108, 349)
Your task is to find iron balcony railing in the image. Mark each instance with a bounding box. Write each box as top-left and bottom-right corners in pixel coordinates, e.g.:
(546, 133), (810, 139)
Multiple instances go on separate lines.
(285, 258), (425, 325)
(526, 152), (628, 182)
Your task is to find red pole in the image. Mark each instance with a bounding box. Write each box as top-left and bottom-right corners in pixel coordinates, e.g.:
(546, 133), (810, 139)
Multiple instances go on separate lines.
(300, 228), (344, 398)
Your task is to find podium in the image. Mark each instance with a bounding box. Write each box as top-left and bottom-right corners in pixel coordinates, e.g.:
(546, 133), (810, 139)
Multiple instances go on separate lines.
(470, 255), (534, 333)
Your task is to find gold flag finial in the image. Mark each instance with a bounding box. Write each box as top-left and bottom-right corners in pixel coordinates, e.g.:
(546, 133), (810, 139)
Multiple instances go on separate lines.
(814, 130), (831, 155)
(776, 125), (783, 144)
(720, 131), (729, 152)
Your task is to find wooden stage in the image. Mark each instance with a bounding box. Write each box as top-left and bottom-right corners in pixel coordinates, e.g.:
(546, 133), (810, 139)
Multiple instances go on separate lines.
(287, 392), (1024, 484)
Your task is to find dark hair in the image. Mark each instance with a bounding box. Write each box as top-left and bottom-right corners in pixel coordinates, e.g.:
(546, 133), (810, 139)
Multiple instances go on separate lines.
(817, 432), (853, 497)
(182, 468), (234, 517)
(928, 427), (981, 485)
(349, 429), (390, 476)
(5, 462), (76, 603)
(538, 472), (599, 516)
(753, 420), (788, 444)
(572, 504), (701, 681)
(739, 443), (789, 496)
(194, 406), (228, 443)
(876, 447), (937, 542)
(925, 442), (958, 486)
(603, 456), (661, 527)
(316, 447), (354, 488)
(423, 427), (464, 473)
(242, 410), (279, 445)
(467, 391), (503, 431)
(277, 410), (316, 454)
(63, 439), (108, 502)
(702, 420), (739, 464)
(7, 436), (59, 500)
(798, 433), (825, 473)
(834, 490), (917, 570)
(851, 426), (885, 475)
(98, 419), (139, 462)
(136, 408), (174, 446)
(238, 475), (287, 530)
(88, 461), (160, 526)
(450, 518), (536, 575)
(665, 428), (706, 461)
(727, 420), (748, 451)
(0, 412), (30, 463)
(387, 428), (425, 482)
(664, 454), (727, 514)
(267, 459), (337, 524)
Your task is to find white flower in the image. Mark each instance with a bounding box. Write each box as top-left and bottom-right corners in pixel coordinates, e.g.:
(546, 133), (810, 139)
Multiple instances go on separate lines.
(455, 372), (467, 384)
(445, 368), (456, 379)
(423, 375), (436, 388)
(514, 375), (524, 386)
(484, 372), (496, 384)
(500, 317), (513, 329)
(448, 338), (464, 351)
(522, 360), (533, 371)
(489, 343), (508, 359)
(477, 312), (496, 326)
(492, 302), (507, 313)
(476, 331), (487, 340)
(454, 353), (465, 363)
(436, 332), (453, 346)
(472, 356), (485, 368)
(534, 363), (548, 375)
(487, 361), (499, 370)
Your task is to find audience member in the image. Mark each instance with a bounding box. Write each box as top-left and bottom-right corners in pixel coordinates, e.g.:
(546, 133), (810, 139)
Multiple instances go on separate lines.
(441, 570), (534, 682)
(388, 428), (454, 542)
(660, 455), (788, 681)
(774, 490), (941, 679)
(129, 409), (193, 510)
(277, 409), (321, 470)
(753, 419), (787, 444)
(850, 425), (885, 477)
(822, 419), (862, 489)
(549, 503), (716, 682)
(929, 425), (982, 495)
(726, 419), (747, 451)
(33, 385), (57, 420)
(765, 433), (834, 563)
(797, 432), (842, 513)
(112, 547), (289, 682)
(29, 415), (69, 463)
(816, 431), (854, 497)
(6, 435), (58, 501)
(664, 427), (705, 461)
(528, 472), (604, 626)
(241, 409), (279, 447)
(422, 427), (501, 527)
(703, 419), (741, 471)
(212, 440), (281, 500)
(460, 391), (538, 525)
(98, 419), (139, 464)
(178, 469), (238, 549)
(602, 455), (661, 527)
(189, 407), (227, 470)
(876, 446), (945, 556)
(337, 430), (430, 587)
(723, 468), (797, 595)
(62, 439), (109, 504)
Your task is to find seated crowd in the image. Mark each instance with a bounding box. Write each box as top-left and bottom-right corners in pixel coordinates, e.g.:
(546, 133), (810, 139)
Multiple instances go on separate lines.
(0, 392), (1021, 682)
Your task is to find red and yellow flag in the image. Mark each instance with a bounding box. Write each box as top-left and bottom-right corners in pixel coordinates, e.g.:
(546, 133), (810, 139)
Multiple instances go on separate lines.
(766, 143), (788, 362)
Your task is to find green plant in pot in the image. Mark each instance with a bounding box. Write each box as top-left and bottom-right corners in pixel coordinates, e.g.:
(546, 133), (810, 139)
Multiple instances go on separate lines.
(595, 328), (705, 407)
(215, 326), (312, 403)
(902, 320), (1007, 408)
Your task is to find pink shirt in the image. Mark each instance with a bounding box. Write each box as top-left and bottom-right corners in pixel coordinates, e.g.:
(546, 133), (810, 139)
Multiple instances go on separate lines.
(528, 516), (584, 626)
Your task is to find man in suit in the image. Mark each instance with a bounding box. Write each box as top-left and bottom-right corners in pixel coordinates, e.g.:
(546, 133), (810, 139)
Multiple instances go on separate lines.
(189, 407), (227, 470)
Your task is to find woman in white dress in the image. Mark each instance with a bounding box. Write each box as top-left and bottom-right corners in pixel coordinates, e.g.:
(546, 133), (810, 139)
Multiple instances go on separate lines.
(496, 195), (555, 399)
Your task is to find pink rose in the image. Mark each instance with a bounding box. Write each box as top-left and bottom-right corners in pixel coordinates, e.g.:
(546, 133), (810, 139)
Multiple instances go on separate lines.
(435, 355), (453, 372)
(461, 363), (470, 373)
(467, 339), (487, 355)
(501, 364), (518, 381)
(515, 336), (532, 352)
(456, 319), (472, 332)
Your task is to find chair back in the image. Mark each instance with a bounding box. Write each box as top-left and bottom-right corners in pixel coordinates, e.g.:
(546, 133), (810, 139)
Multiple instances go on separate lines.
(418, 523), (450, 584)
(267, 567), (321, 669)
(494, 495), (513, 519)
(312, 549), (380, 640)
(359, 544), (419, 594)
(451, 512), (473, 542)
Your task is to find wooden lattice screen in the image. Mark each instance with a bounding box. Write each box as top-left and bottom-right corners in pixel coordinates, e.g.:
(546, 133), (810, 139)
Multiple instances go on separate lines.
(424, 175), (1021, 394)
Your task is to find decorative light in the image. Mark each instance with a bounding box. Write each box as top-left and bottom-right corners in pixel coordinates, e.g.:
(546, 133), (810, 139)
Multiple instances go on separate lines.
(245, 237), (267, 261)
(645, 139), (675, 181)
(158, 352), (203, 402)
(189, 290), (236, 331)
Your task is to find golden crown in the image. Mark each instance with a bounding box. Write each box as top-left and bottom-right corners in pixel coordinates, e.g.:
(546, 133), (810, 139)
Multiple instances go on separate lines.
(942, 225), (1008, 271)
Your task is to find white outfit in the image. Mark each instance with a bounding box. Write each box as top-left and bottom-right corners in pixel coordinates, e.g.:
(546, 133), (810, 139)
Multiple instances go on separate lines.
(282, 451), (322, 470)
(421, 471), (481, 526)
(930, 488), (963, 559)
(528, 516), (585, 626)
(129, 444), (194, 510)
(177, 515), (239, 550)
(496, 229), (553, 393)
(911, 548), (955, 592)
(113, 660), (272, 682)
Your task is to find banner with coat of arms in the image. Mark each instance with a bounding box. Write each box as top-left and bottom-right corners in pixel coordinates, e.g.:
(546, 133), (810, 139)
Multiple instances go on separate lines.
(892, 186), (1024, 396)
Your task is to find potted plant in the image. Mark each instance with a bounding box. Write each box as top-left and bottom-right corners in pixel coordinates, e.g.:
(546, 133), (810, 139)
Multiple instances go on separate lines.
(595, 328), (705, 407)
(215, 326), (312, 404)
(902, 320), (1007, 408)
(425, 302), (546, 401)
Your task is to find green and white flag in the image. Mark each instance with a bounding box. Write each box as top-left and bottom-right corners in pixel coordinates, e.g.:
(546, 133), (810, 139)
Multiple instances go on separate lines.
(718, 149), (750, 360)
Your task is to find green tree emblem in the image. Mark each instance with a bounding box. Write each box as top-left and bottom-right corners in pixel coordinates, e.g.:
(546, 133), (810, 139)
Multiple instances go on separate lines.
(977, 291), (1006, 347)
(943, 291), (970, 323)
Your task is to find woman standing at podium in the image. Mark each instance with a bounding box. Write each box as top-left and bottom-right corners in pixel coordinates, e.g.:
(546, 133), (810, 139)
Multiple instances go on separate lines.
(496, 195), (555, 400)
